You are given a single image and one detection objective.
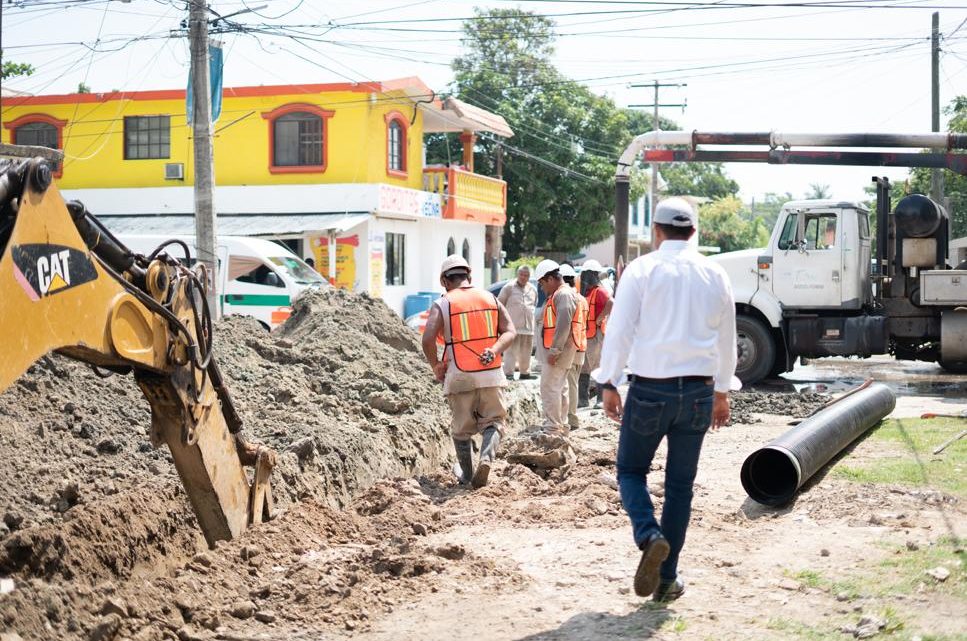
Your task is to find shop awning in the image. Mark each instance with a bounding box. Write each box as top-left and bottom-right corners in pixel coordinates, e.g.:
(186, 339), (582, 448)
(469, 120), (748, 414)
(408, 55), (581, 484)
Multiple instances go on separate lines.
(98, 213), (370, 237)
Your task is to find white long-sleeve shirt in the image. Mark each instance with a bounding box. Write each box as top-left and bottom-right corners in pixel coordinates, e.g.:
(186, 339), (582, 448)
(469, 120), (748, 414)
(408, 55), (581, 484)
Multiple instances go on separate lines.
(593, 240), (737, 393)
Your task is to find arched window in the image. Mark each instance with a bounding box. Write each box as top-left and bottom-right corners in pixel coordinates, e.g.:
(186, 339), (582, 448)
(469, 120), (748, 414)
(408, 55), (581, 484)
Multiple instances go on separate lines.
(462, 239), (470, 262)
(261, 104), (334, 174)
(447, 237), (456, 256)
(384, 111), (408, 178)
(4, 114), (66, 176)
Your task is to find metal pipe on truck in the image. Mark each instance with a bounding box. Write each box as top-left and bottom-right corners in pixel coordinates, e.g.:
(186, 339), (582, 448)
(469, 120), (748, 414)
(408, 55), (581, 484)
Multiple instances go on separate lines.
(740, 382), (896, 507)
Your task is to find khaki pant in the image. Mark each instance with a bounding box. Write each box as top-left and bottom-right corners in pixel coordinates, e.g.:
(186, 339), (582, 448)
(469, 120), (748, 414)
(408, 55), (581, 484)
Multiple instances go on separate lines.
(502, 334), (534, 377)
(540, 360), (570, 433)
(581, 335), (604, 374)
(446, 387), (508, 441)
(567, 353), (585, 428)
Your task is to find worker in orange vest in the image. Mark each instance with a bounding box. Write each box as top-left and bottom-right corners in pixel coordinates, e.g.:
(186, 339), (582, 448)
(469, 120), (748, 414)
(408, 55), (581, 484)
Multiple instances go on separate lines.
(580, 259), (614, 409)
(535, 259), (577, 436)
(560, 263), (589, 431)
(422, 255), (517, 488)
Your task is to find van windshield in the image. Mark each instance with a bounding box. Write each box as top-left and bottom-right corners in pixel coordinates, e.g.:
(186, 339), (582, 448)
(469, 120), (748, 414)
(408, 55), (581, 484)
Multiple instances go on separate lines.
(269, 256), (327, 285)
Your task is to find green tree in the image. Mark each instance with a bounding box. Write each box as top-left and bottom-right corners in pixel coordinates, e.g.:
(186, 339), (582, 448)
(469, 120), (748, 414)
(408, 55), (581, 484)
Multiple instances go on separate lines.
(805, 183), (832, 199)
(749, 191), (794, 230)
(431, 7), (742, 259)
(1, 50), (34, 80)
(699, 195), (770, 253)
(661, 162), (738, 200)
(77, 82), (91, 94)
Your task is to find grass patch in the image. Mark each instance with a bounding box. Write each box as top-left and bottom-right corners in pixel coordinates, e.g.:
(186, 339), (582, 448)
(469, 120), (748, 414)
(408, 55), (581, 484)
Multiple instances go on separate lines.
(833, 418), (967, 498)
(875, 537), (966, 599)
(662, 616), (687, 633)
(766, 617), (842, 641)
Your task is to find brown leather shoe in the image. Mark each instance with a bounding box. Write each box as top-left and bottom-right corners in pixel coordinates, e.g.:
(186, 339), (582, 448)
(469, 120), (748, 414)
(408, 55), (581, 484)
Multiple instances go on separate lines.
(634, 534), (670, 597)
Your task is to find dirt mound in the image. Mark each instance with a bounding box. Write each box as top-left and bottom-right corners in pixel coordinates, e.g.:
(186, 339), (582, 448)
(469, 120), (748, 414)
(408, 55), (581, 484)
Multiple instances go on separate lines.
(0, 289), (485, 589)
(730, 390), (830, 424)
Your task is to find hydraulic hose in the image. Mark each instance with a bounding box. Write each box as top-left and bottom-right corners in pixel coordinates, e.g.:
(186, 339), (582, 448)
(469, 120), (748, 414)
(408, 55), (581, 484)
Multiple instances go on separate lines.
(740, 382), (896, 506)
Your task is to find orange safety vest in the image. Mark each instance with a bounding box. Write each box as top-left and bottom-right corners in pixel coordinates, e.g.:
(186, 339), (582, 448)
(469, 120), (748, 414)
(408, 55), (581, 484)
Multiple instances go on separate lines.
(586, 286), (607, 339)
(444, 287), (503, 373)
(543, 293), (587, 352)
(573, 294), (588, 352)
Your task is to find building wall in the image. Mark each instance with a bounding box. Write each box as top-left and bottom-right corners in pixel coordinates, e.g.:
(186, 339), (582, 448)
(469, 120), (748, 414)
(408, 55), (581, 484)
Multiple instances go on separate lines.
(1, 85), (424, 191)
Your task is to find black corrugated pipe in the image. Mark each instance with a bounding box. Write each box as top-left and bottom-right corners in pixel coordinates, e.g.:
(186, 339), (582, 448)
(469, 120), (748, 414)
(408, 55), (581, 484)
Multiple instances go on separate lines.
(740, 382), (896, 506)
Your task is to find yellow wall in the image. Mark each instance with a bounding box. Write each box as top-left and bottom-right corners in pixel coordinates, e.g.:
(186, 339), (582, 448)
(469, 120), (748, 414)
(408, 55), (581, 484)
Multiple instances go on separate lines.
(1, 87), (425, 190)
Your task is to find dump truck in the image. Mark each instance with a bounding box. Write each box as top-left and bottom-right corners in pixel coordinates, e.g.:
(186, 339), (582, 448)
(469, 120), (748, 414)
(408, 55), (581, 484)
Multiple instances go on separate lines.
(0, 147), (275, 546)
(614, 131), (967, 384)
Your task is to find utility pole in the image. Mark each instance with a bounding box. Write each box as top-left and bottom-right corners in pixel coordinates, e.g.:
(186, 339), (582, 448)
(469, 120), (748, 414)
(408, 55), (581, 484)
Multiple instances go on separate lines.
(930, 11), (944, 203)
(489, 144), (504, 284)
(628, 82), (686, 259)
(189, 0), (218, 318)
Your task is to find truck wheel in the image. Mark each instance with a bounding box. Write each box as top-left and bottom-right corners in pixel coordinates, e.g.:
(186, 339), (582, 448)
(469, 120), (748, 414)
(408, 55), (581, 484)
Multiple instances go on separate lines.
(939, 359), (967, 374)
(736, 315), (776, 386)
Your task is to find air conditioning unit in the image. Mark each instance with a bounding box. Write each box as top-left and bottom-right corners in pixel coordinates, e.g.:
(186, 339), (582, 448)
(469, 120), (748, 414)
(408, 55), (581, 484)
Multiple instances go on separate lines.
(164, 162), (184, 180)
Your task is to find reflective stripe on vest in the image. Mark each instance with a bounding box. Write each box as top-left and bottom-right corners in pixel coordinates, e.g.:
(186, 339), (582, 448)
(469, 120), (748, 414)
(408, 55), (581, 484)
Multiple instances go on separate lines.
(542, 297), (557, 350)
(587, 286), (602, 339)
(444, 287), (503, 373)
(572, 295), (588, 352)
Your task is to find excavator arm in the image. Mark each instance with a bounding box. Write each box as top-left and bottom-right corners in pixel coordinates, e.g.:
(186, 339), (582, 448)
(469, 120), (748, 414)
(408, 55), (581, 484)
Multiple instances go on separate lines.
(0, 156), (274, 547)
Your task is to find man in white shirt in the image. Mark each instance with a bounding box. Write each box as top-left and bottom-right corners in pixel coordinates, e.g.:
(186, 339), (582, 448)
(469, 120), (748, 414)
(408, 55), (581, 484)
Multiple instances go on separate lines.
(498, 265), (538, 380)
(593, 197), (736, 603)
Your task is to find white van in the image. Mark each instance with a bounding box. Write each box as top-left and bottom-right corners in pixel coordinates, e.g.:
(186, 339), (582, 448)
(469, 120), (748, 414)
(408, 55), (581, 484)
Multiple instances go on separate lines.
(117, 234), (327, 329)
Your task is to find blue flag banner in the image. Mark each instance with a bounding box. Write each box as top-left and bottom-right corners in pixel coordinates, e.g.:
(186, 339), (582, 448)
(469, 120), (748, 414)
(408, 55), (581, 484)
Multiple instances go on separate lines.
(186, 43), (224, 124)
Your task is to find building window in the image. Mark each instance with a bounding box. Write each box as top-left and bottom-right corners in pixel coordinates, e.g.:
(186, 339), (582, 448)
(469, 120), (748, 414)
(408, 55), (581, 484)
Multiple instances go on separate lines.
(386, 232), (405, 286)
(124, 115), (170, 159)
(462, 239), (470, 262)
(5, 114), (67, 176)
(631, 200), (639, 227)
(447, 237), (456, 256)
(261, 103), (334, 174)
(384, 111), (408, 178)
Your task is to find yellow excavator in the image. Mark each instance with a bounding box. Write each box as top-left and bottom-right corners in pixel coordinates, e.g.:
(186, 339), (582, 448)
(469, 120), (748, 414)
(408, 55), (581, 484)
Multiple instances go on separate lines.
(0, 152), (275, 546)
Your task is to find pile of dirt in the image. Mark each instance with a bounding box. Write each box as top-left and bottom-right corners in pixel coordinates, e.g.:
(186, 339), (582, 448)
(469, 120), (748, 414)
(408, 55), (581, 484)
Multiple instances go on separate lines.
(0, 288), (538, 603)
(730, 390), (830, 424)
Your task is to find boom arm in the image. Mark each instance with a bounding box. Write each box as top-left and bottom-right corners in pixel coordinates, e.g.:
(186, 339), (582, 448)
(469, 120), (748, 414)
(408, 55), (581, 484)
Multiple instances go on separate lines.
(0, 157), (274, 546)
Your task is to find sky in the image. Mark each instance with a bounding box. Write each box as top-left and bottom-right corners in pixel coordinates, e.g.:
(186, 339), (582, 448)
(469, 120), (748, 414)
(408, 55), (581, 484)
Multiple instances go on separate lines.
(3, 0), (967, 205)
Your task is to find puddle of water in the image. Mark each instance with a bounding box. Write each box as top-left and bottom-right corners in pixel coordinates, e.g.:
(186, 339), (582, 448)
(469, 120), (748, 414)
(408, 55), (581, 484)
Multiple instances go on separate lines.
(772, 359), (967, 398)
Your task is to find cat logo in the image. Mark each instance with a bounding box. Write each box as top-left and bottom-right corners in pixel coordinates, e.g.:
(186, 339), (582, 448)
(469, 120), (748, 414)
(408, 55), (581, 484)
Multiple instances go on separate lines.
(11, 244), (98, 301)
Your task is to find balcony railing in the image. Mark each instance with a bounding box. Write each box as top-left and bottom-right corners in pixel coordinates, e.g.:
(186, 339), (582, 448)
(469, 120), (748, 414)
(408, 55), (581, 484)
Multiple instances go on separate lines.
(423, 166), (507, 225)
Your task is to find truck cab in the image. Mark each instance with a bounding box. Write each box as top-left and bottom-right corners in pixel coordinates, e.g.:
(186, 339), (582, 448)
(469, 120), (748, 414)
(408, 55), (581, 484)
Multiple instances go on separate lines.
(712, 200), (875, 383)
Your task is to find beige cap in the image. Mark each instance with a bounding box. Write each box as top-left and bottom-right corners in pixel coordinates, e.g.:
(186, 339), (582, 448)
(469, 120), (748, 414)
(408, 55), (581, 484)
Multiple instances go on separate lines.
(440, 254), (471, 277)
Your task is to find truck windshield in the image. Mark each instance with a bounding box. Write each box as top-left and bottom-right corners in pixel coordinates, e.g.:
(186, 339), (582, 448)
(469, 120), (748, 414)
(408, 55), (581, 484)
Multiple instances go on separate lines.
(268, 256), (327, 285)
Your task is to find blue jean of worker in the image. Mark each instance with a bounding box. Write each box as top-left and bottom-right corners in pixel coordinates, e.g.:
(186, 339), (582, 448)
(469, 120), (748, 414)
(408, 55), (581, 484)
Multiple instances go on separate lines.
(616, 378), (714, 582)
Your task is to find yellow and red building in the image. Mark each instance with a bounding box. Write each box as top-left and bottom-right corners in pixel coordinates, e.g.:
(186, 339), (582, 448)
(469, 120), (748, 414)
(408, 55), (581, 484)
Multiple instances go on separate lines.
(1, 77), (512, 314)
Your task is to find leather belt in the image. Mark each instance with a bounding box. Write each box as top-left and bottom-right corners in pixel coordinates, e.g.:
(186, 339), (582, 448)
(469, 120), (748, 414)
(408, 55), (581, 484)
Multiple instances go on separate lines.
(628, 375), (713, 385)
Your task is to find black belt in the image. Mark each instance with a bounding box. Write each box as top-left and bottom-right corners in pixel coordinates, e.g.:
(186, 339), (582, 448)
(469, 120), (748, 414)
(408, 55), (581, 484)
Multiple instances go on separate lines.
(628, 375), (713, 385)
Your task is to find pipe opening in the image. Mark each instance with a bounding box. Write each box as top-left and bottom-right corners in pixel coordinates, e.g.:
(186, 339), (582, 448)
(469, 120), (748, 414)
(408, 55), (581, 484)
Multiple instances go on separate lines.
(740, 447), (800, 507)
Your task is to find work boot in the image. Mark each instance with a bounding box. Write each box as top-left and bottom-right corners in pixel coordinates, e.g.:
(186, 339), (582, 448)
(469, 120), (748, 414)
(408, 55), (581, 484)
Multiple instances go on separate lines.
(472, 426), (501, 488)
(593, 384), (604, 410)
(578, 373), (591, 408)
(453, 439), (474, 485)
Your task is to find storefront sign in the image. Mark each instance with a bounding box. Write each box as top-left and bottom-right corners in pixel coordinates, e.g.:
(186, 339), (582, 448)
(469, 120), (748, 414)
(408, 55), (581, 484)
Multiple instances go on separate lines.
(377, 184), (442, 219)
(311, 234), (358, 290)
(369, 232), (385, 299)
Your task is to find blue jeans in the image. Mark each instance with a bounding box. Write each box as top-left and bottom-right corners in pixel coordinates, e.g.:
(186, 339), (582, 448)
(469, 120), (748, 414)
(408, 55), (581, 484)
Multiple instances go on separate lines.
(616, 378), (714, 582)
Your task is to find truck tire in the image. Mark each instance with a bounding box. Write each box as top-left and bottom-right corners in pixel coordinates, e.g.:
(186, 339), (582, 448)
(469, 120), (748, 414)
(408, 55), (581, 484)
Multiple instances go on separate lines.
(939, 359), (967, 374)
(736, 315), (776, 386)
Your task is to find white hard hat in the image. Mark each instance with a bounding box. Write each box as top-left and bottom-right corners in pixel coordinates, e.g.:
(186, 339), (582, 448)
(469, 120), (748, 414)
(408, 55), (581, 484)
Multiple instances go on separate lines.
(440, 254), (471, 277)
(534, 259), (561, 281)
(559, 263), (577, 278)
(582, 259), (603, 273)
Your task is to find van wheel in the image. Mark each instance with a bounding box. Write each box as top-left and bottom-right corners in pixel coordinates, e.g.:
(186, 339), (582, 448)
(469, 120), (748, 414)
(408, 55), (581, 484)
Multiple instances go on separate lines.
(736, 315), (776, 386)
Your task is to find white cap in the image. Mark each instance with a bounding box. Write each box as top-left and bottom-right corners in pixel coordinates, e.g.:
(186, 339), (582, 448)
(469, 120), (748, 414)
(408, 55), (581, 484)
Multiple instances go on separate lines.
(534, 259), (561, 280)
(582, 259), (603, 273)
(440, 254), (471, 277)
(559, 263), (577, 278)
(654, 197), (697, 228)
